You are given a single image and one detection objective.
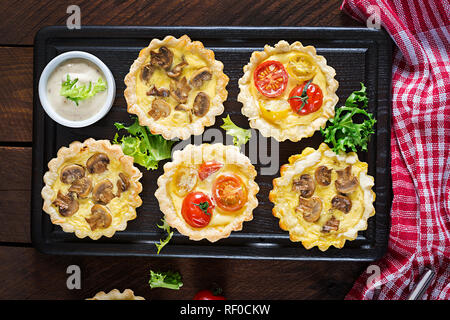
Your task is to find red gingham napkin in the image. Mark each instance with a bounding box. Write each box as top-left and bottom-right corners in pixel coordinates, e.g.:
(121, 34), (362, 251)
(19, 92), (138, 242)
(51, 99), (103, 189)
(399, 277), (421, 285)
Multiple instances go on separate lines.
(340, 0), (450, 299)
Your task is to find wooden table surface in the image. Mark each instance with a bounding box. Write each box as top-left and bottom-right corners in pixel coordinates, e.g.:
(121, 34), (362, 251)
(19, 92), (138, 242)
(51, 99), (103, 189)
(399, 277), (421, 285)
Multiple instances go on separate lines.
(0, 0), (371, 300)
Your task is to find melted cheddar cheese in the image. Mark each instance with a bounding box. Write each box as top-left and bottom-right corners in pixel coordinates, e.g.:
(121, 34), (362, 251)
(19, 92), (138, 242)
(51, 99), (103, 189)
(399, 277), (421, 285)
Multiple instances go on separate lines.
(270, 143), (375, 251)
(50, 150), (135, 235)
(136, 47), (218, 127)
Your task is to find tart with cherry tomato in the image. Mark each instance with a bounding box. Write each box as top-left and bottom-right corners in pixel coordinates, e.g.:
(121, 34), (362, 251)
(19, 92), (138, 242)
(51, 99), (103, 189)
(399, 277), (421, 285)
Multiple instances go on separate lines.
(155, 143), (259, 242)
(238, 40), (339, 142)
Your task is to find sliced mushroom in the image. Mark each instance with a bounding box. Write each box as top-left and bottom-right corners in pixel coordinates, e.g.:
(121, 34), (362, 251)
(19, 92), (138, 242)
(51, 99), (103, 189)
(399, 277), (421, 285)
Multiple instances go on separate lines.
(315, 165), (332, 186)
(141, 64), (156, 83)
(292, 174), (315, 198)
(192, 92), (210, 117)
(322, 216), (340, 233)
(167, 58), (188, 78)
(86, 153), (110, 174)
(295, 196), (322, 223)
(149, 98), (171, 120)
(116, 173), (130, 197)
(69, 177), (92, 198)
(170, 76), (191, 103)
(92, 179), (115, 205)
(53, 191), (79, 217)
(331, 194), (352, 213)
(335, 165), (359, 194)
(60, 164), (85, 184)
(150, 46), (173, 70)
(146, 84), (170, 97)
(189, 67), (212, 88)
(85, 204), (112, 231)
(175, 103), (191, 112)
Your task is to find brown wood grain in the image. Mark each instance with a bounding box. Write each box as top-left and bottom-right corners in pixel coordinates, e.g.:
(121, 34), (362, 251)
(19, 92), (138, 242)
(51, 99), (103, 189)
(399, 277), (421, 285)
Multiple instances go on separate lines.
(0, 246), (367, 299)
(0, 147), (32, 243)
(0, 0), (361, 46)
(0, 47), (33, 142)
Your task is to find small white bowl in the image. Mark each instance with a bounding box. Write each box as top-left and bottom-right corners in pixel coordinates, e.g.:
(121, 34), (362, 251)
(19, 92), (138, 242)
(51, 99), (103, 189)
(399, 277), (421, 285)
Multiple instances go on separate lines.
(38, 51), (116, 128)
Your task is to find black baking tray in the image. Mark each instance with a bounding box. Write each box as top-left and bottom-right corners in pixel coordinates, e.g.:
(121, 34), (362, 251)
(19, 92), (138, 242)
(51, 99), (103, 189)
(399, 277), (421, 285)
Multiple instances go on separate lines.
(31, 26), (392, 260)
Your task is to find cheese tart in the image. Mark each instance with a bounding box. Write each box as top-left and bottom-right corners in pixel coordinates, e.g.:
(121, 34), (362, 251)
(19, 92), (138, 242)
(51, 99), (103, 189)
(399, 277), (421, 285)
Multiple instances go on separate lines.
(155, 143), (259, 242)
(270, 143), (375, 251)
(238, 40), (339, 142)
(41, 138), (143, 240)
(87, 289), (145, 300)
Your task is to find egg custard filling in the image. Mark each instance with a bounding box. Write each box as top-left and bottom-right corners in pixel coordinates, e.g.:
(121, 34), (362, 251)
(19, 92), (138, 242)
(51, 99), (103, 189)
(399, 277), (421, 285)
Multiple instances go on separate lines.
(124, 35), (229, 140)
(238, 40), (339, 142)
(270, 143), (375, 251)
(41, 138), (143, 240)
(155, 143), (259, 242)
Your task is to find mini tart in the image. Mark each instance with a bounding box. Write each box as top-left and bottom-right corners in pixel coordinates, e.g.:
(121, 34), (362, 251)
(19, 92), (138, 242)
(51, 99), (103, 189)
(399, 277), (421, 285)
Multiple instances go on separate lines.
(41, 138), (143, 240)
(269, 143), (375, 251)
(238, 40), (339, 142)
(124, 35), (229, 140)
(87, 289), (145, 300)
(155, 143), (259, 242)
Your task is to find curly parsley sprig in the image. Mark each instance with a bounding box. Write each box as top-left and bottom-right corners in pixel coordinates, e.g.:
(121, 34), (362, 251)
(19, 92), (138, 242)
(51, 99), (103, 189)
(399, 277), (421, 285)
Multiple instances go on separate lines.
(155, 218), (173, 254)
(320, 83), (376, 153)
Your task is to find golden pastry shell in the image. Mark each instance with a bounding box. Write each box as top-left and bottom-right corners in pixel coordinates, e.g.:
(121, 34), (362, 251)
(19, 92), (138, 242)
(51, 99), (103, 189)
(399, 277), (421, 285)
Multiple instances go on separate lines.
(41, 138), (143, 240)
(124, 34), (229, 140)
(269, 143), (375, 251)
(155, 143), (259, 242)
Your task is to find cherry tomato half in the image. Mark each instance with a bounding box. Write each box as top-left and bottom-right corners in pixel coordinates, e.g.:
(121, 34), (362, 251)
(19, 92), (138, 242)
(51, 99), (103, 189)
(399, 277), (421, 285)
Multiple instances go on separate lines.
(181, 192), (214, 228)
(198, 161), (223, 180)
(288, 81), (323, 115)
(212, 173), (247, 212)
(253, 60), (289, 98)
(194, 289), (226, 300)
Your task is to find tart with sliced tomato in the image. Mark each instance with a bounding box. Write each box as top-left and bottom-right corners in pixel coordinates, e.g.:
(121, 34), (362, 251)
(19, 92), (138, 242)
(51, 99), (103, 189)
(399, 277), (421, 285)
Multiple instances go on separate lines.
(269, 143), (375, 251)
(155, 143), (259, 242)
(124, 35), (229, 140)
(238, 40), (339, 142)
(41, 139), (143, 240)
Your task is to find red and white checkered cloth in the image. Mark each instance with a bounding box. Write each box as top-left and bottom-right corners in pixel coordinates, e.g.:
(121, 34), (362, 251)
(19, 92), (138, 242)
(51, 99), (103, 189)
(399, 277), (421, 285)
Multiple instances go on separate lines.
(340, 0), (450, 300)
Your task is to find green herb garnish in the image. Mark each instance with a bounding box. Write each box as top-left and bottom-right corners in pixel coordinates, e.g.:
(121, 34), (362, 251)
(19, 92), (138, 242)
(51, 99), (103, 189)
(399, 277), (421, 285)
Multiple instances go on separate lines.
(155, 218), (173, 254)
(220, 115), (251, 147)
(320, 83), (376, 153)
(193, 201), (211, 216)
(149, 270), (183, 290)
(113, 117), (175, 170)
(60, 75), (107, 105)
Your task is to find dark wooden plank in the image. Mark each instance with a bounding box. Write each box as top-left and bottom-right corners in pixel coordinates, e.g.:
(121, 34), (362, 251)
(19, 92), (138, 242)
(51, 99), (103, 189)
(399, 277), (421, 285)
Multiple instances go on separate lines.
(0, 0), (361, 46)
(0, 246), (367, 299)
(0, 47), (33, 142)
(0, 147), (32, 243)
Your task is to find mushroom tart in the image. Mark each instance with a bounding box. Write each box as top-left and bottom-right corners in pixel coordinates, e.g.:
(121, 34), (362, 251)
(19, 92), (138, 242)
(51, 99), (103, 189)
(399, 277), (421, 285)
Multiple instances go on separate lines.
(269, 143), (375, 251)
(124, 35), (229, 140)
(155, 143), (259, 242)
(87, 289), (145, 300)
(41, 138), (143, 240)
(238, 40), (339, 142)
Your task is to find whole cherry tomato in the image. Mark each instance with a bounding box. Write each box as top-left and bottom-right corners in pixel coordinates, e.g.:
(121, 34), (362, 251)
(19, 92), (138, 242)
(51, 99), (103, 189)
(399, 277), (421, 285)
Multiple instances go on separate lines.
(198, 161), (223, 180)
(212, 173), (247, 212)
(181, 192), (214, 228)
(288, 80), (323, 115)
(253, 60), (289, 98)
(194, 289), (226, 300)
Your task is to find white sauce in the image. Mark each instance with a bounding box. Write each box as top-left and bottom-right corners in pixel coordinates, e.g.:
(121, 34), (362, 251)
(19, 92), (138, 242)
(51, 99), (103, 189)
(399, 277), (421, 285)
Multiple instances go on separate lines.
(46, 58), (108, 121)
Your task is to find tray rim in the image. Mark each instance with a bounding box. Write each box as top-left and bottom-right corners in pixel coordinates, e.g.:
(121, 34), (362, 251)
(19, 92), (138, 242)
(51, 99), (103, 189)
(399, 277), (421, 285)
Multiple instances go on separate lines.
(31, 25), (392, 261)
